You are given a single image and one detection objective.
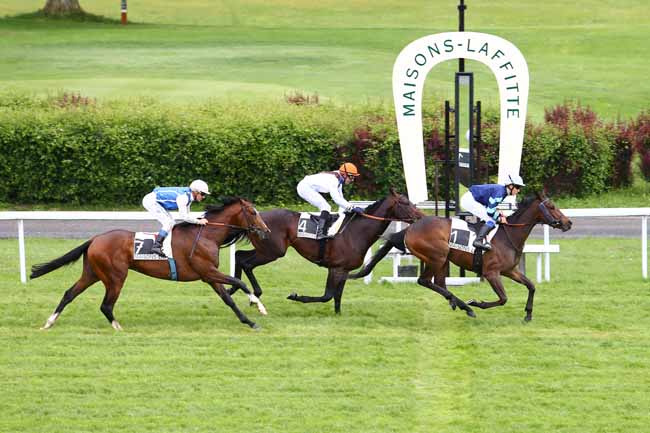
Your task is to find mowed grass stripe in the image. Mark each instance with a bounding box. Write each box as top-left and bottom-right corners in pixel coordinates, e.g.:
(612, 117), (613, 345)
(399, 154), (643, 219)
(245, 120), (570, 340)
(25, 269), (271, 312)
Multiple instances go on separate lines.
(1, 237), (649, 432)
(0, 1), (648, 119)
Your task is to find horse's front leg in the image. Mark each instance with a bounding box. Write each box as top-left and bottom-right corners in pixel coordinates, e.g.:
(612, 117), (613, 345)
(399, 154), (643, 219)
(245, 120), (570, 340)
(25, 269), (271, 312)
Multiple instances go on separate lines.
(503, 268), (537, 321)
(467, 271), (508, 311)
(332, 269), (349, 314)
(233, 249), (276, 298)
(205, 270), (268, 323)
(287, 268), (342, 311)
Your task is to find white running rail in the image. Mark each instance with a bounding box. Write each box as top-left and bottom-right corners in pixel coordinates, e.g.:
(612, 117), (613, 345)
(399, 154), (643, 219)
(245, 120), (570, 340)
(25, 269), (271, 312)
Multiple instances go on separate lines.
(1, 208), (649, 283)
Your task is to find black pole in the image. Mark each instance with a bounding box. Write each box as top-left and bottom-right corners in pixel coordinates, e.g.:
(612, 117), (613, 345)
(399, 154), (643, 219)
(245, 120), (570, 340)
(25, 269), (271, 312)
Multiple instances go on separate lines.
(458, 0), (466, 72)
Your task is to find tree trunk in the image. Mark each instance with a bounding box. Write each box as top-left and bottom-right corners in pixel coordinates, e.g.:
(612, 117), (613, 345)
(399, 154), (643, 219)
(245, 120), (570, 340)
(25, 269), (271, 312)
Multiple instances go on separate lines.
(43, 0), (84, 14)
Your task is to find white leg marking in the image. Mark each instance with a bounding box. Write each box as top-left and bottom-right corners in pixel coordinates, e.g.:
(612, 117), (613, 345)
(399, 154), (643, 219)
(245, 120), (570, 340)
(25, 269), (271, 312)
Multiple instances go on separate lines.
(248, 294), (268, 316)
(40, 312), (60, 330)
(111, 320), (123, 331)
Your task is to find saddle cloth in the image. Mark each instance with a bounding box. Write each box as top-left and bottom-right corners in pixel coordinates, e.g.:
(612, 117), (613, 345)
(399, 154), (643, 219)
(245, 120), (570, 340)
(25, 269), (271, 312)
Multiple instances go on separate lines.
(296, 212), (345, 239)
(133, 231), (174, 260)
(448, 219), (498, 254)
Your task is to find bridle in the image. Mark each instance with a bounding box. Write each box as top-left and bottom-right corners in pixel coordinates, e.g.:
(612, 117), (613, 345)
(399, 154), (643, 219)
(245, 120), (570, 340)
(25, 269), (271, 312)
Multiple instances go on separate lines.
(190, 201), (266, 258)
(501, 198), (561, 228)
(538, 198), (563, 228)
(205, 201), (266, 235)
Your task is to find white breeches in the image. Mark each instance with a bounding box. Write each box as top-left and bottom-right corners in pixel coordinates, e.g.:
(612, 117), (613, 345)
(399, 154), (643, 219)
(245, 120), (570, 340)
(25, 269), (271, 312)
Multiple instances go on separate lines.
(296, 181), (331, 212)
(460, 191), (492, 223)
(142, 192), (175, 232)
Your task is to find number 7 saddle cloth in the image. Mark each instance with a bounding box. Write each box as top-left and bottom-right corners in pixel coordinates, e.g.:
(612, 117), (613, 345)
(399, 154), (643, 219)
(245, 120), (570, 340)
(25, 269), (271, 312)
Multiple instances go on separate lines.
(133, 232), (174, 260)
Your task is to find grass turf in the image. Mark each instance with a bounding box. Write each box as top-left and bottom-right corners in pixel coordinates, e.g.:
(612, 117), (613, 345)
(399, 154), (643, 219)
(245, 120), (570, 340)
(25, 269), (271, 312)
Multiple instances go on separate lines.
(0, 0), (649, 120)
(1, 236), (649, 432)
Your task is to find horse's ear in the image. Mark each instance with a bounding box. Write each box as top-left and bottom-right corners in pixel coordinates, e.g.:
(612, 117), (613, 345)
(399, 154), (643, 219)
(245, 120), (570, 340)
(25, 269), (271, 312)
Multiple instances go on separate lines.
(541, 186), (549, 199)
(389, 187), (397, 196)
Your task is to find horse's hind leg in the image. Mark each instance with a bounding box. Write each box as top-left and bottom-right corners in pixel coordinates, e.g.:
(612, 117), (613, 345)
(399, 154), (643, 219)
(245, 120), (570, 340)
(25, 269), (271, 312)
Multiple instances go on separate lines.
(41, 259), (99, 330)
(98, 270), (128, 331)
(419, 262), (475, 318)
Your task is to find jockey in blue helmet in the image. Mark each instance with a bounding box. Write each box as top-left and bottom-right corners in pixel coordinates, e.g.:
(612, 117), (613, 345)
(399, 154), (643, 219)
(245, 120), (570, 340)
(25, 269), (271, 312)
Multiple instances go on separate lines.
(459, 174), (525, 251)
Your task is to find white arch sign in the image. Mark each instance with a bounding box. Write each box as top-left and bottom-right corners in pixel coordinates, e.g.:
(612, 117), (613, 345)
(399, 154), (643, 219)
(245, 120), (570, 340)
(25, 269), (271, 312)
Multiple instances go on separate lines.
(392, 32), (529, 203)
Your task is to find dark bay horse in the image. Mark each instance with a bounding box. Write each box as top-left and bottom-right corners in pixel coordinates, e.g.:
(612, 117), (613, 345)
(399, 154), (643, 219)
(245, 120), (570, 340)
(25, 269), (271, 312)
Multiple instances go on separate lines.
(349, 192), (572, 321)
(232, 189), (425, 314)
(31, 197), (271, 330)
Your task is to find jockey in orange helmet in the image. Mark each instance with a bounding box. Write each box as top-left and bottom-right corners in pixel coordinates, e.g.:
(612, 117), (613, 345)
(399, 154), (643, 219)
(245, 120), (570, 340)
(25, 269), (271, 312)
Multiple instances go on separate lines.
(296, 162), (363, 239)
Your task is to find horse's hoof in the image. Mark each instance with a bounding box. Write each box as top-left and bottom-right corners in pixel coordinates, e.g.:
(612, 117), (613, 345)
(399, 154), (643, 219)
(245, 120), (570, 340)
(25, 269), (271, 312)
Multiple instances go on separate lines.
(466, 309), (476, 318)
(287, 292), (298, 301)
(524, 316), (532, 322)
(251, 323), (261, 330)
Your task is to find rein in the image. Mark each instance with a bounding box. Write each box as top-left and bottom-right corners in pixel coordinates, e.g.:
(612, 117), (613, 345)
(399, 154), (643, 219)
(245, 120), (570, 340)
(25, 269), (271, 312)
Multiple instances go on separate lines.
(191, 201), (265, 252)
(359, 212), (416, 223)
(499, 198), (559, 251)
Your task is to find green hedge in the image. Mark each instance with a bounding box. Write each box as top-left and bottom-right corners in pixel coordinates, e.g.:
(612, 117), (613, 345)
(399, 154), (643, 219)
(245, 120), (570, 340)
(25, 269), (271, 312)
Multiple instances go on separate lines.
(0, 96), (637, 206)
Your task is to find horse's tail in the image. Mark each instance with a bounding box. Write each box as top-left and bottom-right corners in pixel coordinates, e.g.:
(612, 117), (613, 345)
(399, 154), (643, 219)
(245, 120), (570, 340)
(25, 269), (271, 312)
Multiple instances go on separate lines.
(348, 229), (408, 280)
(30, 239), (92, 279)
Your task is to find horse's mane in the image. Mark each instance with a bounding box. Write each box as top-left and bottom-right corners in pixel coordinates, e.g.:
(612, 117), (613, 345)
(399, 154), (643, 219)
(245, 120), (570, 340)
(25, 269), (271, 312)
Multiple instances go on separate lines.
(509, 194), (539, 219)
(203, 196), (243, 216)
(175, 197), (248, 245)
(363, 196), (386, 215)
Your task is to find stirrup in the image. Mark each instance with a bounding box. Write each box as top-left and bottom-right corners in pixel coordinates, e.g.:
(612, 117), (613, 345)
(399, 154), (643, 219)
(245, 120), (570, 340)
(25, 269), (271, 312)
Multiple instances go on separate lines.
(473, 240), (491, 251)
(151, 245), (166, 256)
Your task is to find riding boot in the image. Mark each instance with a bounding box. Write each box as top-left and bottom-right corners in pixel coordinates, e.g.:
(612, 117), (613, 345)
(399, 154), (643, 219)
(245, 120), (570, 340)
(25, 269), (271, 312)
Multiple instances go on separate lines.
(316, 210), (330, 240)
(151, 234), (167, 256)
(472, 224), (493, 251)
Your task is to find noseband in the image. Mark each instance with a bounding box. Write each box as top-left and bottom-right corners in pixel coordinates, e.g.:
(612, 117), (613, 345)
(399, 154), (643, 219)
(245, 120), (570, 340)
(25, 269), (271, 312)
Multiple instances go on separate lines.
(539, 199), (562, 228)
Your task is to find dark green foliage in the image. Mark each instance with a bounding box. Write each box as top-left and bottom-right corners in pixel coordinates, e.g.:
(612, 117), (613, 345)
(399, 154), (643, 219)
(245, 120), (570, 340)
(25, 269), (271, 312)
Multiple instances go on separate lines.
(633, 112), (650, 181)
(0, 96), (641, 205)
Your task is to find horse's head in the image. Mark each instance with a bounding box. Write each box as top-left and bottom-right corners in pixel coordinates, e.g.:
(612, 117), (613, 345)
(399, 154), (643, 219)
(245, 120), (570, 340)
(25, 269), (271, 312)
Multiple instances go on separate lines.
(205, 197), (271, 239)
(535, 192), (572, 232)
(382, 188), (426, 222)
(236, 198), (271, 239)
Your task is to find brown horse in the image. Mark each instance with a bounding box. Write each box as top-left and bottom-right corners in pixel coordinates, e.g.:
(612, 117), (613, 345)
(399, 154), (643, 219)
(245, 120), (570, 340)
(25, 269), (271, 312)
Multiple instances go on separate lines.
(349, 192), (572, 321)
(232, 188), (425, 314)
(31, 197), (271, 330)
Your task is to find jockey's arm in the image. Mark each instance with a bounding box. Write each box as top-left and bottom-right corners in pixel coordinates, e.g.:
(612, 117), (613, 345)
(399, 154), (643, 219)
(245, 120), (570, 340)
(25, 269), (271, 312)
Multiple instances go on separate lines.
(176, 194), (203, 224)
(329, 183), (353, 211)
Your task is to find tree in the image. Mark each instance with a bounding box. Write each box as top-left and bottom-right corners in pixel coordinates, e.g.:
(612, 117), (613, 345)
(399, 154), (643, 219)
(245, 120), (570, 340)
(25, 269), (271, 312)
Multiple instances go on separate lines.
(42, 0), (84, 15)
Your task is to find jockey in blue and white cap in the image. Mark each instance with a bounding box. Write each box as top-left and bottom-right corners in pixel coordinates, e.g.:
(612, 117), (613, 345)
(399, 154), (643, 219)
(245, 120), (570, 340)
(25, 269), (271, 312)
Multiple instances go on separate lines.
(460, 174), (525, 251)
(142, 179), (210, 256)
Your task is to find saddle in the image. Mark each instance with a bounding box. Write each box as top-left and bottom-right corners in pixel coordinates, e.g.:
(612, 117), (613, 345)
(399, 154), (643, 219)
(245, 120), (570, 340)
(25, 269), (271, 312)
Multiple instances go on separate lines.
(133, 232), (178, 280)
(296, 212), (345, 239)
(448, 219), (499, 276)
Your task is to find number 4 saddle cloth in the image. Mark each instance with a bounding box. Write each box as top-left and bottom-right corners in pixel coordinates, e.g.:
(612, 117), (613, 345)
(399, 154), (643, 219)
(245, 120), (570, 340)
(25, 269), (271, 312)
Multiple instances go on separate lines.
(296, 212), (346, 239)
(133, 232), (174, 260)
(448, 218), (499, 254)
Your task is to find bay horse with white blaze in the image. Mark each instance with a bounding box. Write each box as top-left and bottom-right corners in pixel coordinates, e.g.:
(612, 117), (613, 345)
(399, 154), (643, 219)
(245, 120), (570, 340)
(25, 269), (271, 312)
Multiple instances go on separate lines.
(349, 192), (572, 321)
(232, 188), (425, 314)
(31, 197), (271, 330)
